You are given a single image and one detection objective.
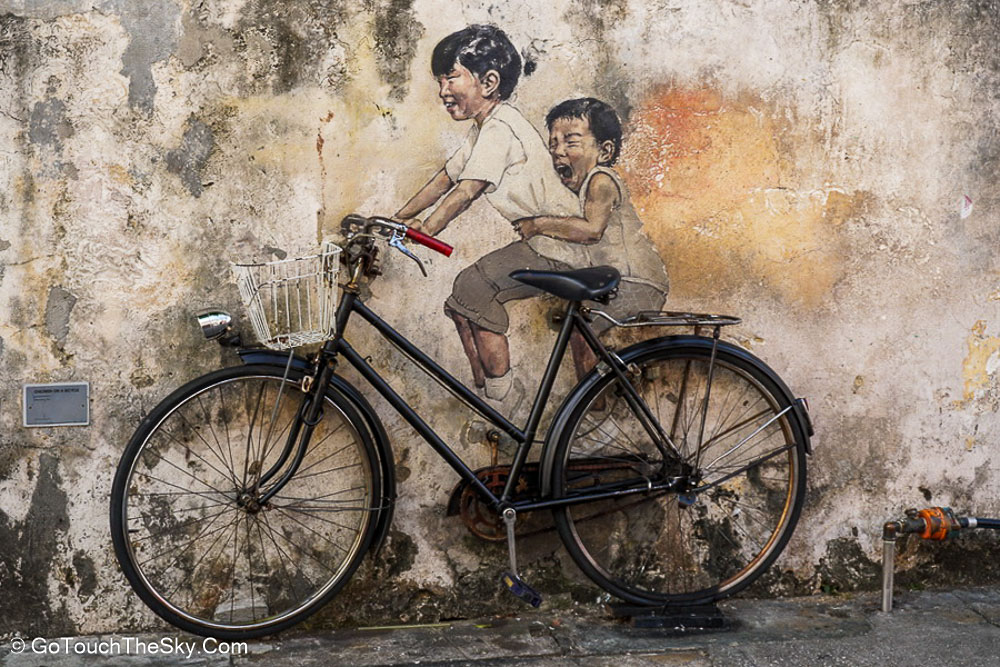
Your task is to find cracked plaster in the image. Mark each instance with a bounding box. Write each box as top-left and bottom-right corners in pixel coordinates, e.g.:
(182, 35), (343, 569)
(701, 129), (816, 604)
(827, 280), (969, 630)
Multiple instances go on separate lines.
(0, 0), (998, 635)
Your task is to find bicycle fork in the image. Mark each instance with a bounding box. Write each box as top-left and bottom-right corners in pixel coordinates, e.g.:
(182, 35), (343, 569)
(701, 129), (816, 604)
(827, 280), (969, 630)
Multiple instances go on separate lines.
(250, 354), (337, 506)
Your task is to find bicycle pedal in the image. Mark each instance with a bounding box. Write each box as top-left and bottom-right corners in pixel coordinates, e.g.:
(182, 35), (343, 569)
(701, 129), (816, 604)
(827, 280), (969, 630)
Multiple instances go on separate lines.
(501, 572), (542, 607)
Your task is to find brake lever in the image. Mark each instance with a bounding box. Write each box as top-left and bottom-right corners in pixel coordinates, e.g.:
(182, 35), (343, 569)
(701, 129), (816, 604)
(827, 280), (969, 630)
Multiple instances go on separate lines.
(388, 230), (427, 277)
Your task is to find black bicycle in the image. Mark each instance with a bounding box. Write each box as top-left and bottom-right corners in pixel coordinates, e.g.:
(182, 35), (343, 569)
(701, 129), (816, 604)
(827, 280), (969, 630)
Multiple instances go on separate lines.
(110, 215), (813, 639)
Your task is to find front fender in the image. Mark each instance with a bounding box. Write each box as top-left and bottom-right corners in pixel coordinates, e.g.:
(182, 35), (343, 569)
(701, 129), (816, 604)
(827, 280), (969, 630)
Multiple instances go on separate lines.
(237, 348), (396, 557)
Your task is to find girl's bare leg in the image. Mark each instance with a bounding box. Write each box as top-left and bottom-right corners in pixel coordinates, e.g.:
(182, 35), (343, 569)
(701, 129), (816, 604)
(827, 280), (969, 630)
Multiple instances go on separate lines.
(449, 311), (486, 388)
(472, 326), (510, 378)
(569, 330), (598, 381)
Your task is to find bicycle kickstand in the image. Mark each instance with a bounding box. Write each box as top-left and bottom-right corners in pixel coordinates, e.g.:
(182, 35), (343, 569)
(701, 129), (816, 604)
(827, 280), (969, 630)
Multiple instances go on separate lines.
(500, 508), (542, 607)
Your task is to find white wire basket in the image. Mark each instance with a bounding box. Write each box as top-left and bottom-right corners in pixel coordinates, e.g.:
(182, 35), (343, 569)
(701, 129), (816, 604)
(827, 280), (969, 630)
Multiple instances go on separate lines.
(233, 242), (342, 350)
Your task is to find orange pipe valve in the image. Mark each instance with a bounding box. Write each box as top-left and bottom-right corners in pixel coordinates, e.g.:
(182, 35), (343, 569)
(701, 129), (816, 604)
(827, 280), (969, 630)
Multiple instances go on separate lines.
(914, 507), (961, 540)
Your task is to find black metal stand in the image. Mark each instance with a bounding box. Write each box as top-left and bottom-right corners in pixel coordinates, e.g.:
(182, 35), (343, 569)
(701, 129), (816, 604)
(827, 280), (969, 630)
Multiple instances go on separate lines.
(610, 603), (731, 630)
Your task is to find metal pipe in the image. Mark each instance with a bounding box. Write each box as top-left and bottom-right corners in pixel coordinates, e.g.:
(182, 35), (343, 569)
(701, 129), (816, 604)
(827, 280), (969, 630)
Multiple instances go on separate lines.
(880, 507), (1000, 613)
(882, 538), (896, 612)
(881, 521), (900, 612)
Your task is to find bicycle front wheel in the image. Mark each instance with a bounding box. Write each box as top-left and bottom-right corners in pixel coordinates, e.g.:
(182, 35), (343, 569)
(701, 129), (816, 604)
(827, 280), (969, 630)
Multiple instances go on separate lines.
(110, 365), (380, 639)
(550, 340), (807, 606)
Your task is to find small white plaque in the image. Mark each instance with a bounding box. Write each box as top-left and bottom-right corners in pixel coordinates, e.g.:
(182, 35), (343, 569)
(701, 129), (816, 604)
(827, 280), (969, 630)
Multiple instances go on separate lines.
(23, 382), (90, 427)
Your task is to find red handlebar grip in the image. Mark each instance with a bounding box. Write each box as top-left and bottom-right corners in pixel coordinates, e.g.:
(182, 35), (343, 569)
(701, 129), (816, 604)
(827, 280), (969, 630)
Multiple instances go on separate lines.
(405, 228), (454, 257)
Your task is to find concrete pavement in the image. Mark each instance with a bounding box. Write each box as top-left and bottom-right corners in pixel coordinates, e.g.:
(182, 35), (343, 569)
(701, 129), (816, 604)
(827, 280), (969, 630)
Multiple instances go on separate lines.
(4, 587), (1000, 665)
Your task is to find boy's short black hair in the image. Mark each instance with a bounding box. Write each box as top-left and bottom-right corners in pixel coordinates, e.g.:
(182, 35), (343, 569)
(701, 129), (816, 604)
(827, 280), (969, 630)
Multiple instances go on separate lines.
(546, 98), (623, 165)
(431, 25), (521, 101)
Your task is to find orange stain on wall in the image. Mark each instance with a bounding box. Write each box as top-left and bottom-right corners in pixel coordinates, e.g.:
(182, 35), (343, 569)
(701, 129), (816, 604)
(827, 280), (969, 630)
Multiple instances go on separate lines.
(621, 86), (856, 308)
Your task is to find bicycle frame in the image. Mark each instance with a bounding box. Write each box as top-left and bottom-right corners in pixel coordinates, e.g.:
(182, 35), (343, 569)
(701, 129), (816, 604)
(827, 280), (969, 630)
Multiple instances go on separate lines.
(271, 286), (686, 516)
(336, 290), (688, 512)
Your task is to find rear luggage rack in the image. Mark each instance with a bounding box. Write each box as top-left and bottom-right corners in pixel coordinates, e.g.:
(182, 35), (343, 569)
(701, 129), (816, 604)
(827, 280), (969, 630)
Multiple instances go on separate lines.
(589, 309), (742, 329)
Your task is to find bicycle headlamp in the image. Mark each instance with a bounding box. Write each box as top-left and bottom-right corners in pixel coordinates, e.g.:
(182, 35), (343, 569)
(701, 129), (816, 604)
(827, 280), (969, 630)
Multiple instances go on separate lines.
(195, 309), (233, 341)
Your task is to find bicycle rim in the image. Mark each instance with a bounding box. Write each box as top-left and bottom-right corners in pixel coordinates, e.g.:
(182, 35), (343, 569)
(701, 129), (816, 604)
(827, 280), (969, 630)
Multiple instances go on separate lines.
(552, 346), (806, 605)
(111, 368), (377, 638)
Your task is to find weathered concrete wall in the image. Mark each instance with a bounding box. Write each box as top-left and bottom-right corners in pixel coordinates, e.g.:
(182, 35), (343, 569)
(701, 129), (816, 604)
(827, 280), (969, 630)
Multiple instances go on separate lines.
(0, 0), (998, 634)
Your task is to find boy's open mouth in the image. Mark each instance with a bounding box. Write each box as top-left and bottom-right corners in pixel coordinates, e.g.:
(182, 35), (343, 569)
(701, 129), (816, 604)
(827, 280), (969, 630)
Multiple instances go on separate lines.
(555, 164), (574, 181)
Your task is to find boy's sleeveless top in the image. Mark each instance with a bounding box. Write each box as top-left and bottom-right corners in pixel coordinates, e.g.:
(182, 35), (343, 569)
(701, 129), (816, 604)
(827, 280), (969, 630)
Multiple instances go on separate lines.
(578, 166), (669, 292)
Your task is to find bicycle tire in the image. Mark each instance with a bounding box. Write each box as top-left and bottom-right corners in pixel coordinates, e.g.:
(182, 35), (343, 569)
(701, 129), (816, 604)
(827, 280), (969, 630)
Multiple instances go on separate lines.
(549, 339), (808, 606)
(110, 364), (381, 639)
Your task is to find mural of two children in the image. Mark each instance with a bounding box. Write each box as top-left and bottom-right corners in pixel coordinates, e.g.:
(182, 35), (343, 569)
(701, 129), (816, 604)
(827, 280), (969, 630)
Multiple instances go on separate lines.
(393, 25), (669, 407)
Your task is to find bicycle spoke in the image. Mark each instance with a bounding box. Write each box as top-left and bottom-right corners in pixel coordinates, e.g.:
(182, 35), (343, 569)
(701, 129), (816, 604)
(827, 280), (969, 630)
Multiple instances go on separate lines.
(553, 346), (804, 605)
(135, 442), (234, 499)
(131, 470), (233, 505)
(256, 510), (343, 575)
(700, 407), (773, 455)
(219, 387), (239, 499)
(292, 436), (351, 477)
(258, 374), (294, 469)
(137, 504), (237, 570)
(165, 411), (243, 490)
(272, 485), (367, 504)
(704, 407), (792, 470)
(112, 369), (380, 635)
(271, 505), (356, 541)
(226, 507), (242, 623)
(281, 461), (361, 483)
(253, 513), (303, 613)
(162, 509), (241, 602)
(242, 512), (258, 620)
(194, 393), (241, 490)
(131, 504), (235, 544)
(258, 509), (321, 592)
(242, 381), (266, 489)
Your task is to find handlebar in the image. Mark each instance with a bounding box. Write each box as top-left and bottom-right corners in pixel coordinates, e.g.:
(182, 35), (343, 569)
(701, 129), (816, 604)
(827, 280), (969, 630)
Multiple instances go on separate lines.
(347, 215), (454, 257)
(340, 214), (454, 279)
(405, 227), (453, 257)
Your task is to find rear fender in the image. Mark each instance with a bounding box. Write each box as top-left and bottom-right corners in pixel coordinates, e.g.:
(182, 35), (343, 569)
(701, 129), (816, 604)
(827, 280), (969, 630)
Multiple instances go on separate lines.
(537, 335), (811, 496)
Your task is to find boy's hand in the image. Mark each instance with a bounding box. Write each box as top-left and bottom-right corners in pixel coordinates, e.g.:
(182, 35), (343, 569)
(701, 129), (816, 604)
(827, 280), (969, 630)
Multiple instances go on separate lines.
(512, 217), (539, 240)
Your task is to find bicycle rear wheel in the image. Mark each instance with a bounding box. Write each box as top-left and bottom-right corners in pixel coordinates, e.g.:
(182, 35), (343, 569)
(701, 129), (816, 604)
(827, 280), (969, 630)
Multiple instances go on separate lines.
(549, 340), (807, 605)
(110, 365), (380, 639)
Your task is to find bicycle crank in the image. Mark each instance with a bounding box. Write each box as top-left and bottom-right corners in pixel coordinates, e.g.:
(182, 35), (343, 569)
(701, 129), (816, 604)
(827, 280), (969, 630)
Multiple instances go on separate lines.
(500, 508), (542, 607)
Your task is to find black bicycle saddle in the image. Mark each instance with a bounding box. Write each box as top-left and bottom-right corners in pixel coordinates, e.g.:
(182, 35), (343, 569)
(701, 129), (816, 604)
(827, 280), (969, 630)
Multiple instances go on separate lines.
(510, 266), (620, 302)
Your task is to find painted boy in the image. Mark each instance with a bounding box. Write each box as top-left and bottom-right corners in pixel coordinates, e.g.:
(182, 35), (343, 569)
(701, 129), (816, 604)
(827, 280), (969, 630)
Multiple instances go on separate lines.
(514, 97), (670, 378)
(394, 25), (584, 403)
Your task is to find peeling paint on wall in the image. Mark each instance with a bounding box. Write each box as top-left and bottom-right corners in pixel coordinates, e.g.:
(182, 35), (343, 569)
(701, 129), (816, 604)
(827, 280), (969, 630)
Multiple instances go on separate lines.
(1, 0), (999, 636)
(0, 454), (74, 635)
(104, 0), (181, 114)
(43, 286), (76, 343)
(959, 320), (1000, 407)
(371, 0), (425, 101)
(165, 116), (215, 197)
